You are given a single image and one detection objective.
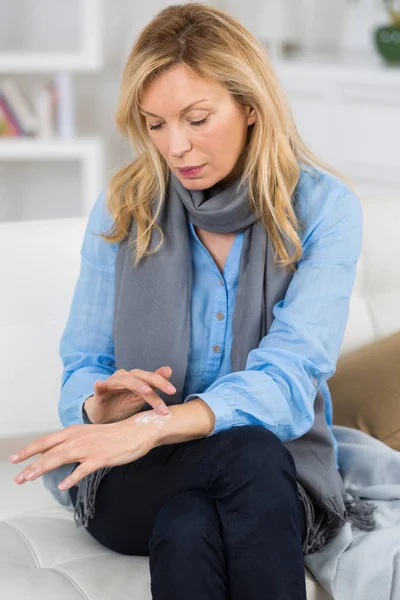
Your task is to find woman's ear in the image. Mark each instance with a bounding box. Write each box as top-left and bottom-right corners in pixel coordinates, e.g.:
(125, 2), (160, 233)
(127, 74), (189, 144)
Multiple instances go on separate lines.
(246, 106), (256, 126)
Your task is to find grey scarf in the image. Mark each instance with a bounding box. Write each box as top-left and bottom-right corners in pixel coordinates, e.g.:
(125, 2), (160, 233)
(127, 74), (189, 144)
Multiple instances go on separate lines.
(73, 168), (376, 554)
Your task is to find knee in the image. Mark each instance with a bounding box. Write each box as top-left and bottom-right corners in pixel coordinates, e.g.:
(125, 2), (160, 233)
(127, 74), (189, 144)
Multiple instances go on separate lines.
(149, 490), (221, 553)
(217, 425), (296, 478)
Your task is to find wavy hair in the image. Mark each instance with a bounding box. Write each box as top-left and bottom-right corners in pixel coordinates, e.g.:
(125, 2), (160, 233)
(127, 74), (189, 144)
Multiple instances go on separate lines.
(98, 2), (353, 273)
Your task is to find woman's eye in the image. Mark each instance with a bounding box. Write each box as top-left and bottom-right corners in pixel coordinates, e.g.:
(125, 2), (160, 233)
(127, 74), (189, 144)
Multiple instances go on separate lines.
(190, 118), (207, 127)
(148, 118), (207, 131)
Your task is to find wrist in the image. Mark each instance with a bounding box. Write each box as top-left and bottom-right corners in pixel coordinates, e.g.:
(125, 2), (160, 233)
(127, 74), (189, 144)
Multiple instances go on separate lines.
(152, 398), (216, 447)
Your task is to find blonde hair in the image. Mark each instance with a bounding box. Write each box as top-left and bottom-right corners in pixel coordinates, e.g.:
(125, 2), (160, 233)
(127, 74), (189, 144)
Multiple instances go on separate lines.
(99, 2), (353, 273)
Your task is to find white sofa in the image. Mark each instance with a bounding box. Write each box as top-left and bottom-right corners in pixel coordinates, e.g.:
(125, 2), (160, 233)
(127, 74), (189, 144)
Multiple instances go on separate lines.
(1, 193), (400, 600)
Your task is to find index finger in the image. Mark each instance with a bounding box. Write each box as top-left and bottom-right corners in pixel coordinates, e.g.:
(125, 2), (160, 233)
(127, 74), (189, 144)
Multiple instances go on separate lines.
(8, 428), (69, 463)
(130, 369), (176, 394)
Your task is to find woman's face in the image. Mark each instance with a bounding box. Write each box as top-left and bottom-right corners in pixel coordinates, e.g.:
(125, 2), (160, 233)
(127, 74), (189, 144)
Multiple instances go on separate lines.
(140, 64), (256, 190)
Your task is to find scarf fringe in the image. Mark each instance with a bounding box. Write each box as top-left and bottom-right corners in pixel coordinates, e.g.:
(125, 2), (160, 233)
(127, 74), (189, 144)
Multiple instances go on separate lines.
(298, 483), (377, 556)
(344, 489), (377, 532)
(73, 467), (112, 529)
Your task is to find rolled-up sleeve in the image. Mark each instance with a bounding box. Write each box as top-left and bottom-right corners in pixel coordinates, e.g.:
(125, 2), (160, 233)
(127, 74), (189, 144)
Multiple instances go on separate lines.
(58, 189), (118, 428)
(185, 188), (363, 440)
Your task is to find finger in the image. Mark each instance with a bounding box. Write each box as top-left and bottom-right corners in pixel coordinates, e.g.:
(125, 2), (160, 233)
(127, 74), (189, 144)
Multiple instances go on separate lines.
(57, 461), (105, 491)
(129, 369), (174, 414)
(97, 367), (172, 393)
(141, 394), (171, 416)
(13, 438), (88, 486)
(102, 370), (176, 396)
(101, 372), (171, 415)
(155, 366), (172, 377)
(123, 373), (173, 414)
(8, 428), (70, 464)
(129, 369), (176, 394)
(94, 379), (118, 394)
(97, 369), (174, 415)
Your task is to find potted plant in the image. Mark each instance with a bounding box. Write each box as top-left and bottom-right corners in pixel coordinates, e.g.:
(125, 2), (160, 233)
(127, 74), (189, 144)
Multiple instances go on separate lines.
(375, 0), (400, 63)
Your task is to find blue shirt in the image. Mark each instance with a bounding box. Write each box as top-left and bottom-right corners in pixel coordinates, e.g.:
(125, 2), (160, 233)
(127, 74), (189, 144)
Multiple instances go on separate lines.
(58, 166), (363, 469)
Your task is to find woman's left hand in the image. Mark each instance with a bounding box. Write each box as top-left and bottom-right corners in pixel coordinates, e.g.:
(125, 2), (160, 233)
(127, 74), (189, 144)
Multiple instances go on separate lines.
(8, 411), (163, 491)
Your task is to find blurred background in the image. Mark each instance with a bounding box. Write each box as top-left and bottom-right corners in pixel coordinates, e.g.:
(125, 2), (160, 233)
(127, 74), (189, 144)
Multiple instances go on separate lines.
(1, 0), (399, 222)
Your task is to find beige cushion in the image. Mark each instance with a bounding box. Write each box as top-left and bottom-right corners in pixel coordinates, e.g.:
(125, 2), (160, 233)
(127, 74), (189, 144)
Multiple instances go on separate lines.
(330, 331), (400, 451)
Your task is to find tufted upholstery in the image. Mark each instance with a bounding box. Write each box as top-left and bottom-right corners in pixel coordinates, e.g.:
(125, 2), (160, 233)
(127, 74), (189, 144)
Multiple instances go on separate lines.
(1, 194), (399, 599)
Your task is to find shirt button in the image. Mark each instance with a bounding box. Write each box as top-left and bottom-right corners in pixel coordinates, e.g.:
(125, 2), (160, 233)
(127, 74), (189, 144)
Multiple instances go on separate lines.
(313, 378), (317, 386)
(212, 345), (221, 353)
(220, 278), (224, 286)
(216, 311), (225, 320)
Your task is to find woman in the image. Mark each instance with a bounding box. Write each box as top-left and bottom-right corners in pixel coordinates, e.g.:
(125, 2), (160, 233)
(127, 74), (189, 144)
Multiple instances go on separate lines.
(9, 4), (375, 599)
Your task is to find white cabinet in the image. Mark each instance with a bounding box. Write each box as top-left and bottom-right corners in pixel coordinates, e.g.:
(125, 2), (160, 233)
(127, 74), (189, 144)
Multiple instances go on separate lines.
(274, 55), (400, 196)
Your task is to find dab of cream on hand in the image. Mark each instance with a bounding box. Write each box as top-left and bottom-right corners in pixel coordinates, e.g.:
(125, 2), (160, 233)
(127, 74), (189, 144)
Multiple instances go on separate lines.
(133, 412), (173, 425)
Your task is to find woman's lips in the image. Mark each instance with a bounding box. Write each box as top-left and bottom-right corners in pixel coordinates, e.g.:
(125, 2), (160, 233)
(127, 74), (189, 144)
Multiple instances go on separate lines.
(177, 164), (205, 177)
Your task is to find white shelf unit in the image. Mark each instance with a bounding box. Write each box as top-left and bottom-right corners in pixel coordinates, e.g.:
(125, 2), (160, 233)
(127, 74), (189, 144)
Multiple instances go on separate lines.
(0, 0), (103, 73)
(0, 0), (105, 221)
(0, 138), (104, 216)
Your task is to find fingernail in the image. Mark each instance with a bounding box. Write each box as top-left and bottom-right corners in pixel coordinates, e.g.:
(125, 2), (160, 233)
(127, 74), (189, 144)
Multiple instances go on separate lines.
(9, 453), (20, 462)
(167, 384), (176, 393)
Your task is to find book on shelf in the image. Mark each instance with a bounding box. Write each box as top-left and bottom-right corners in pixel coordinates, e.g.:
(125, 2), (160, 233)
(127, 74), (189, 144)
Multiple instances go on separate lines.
(54, 72), (74, 138)
(32, 81), (57, 138)
(0, 79), (38, 136)
(0, 98), (24, 136)
(0, 74), (75, 140)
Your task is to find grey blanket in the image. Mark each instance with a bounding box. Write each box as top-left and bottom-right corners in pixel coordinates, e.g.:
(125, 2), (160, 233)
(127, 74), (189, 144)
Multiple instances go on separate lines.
(305, 425), (400, 600)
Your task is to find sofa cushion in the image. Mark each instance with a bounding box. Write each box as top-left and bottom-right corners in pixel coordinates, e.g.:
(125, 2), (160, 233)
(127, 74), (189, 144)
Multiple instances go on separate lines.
(330, 331), (400, 450)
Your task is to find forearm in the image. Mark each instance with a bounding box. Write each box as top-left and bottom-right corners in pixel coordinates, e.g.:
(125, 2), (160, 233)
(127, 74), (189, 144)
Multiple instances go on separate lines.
(153, 398), (216, 446)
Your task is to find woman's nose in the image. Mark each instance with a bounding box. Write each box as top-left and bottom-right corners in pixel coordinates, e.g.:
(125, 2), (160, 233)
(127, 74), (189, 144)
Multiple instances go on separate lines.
(169, 130), (192, 157)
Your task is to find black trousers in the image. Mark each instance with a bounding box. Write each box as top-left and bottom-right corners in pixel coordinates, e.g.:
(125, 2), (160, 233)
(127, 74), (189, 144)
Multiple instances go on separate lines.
(69, 424), (307, 600)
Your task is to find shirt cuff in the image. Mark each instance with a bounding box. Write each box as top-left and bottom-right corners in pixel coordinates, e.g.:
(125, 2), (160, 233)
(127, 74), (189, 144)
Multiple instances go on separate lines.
(183, 392), (234, 437)
(77, 391), (95, 424)
(82, 401), (94, 424)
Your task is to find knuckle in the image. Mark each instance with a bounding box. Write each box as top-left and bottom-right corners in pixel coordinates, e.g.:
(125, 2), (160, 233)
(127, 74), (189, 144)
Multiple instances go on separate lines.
(146, 373), (161, 387)
(34, 438), (47, 449)
(92, 457), (107, 471)
(63, 448), (78, 462)
(67, 470), (80, 485)
(66, 424), (79, 434)
(63, 426), (79, 441)
(23, 463), (36, 475)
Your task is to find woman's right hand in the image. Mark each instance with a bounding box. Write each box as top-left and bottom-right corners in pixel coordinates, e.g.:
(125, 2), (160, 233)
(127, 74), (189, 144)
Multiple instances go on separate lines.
(83, 366), (176, 425)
